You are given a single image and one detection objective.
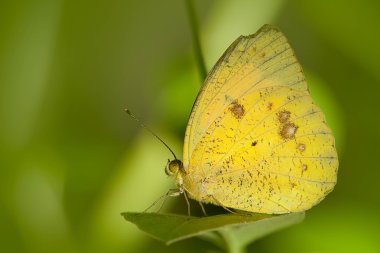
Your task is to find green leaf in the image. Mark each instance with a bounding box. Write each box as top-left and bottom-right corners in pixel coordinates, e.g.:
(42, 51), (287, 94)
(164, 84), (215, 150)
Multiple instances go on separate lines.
(122, 212), (304, 252)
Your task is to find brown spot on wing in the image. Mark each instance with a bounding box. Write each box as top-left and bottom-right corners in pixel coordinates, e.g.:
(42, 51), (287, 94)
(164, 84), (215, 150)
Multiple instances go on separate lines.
(229, 100), (245, 119)
(280, 122), (298, 140)
(297, 143), (306, 152)
(266, 102), (273, 110)
(251, 141), (257, 146)
(278, 110), (291, 123)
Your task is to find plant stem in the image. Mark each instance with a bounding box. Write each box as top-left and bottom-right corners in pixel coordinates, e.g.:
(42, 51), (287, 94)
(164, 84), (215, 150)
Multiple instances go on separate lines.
(185, 0), (207, 82)
(218, 230), (247, 253)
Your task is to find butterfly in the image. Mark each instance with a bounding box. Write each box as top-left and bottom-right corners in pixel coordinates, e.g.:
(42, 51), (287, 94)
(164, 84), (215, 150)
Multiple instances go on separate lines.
(165, 24), (338, 214)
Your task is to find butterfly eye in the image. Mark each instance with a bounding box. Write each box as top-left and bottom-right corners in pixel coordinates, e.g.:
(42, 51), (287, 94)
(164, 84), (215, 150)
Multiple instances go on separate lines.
(165, 160), (177, 176)
(165, 160), (184, 176)
(165, 160), (172, 176)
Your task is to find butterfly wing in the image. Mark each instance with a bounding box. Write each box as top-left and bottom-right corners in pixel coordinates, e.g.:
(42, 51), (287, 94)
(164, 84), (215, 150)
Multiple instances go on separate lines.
(182, 25), (338, 213)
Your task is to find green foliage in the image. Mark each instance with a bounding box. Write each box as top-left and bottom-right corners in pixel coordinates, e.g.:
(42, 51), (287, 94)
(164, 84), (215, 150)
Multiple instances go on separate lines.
(123, 212), (304, 253)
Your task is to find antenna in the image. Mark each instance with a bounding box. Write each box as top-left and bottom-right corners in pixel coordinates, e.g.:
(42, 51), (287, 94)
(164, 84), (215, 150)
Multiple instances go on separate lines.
(125, 109), (177, 160)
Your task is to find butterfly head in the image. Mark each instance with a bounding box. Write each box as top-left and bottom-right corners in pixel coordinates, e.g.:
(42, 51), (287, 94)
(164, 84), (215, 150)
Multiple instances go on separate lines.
(165, 159), (185, 177)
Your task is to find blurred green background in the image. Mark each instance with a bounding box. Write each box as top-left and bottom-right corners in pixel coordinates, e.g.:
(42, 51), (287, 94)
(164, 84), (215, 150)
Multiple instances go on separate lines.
(1, 0), (379, 252)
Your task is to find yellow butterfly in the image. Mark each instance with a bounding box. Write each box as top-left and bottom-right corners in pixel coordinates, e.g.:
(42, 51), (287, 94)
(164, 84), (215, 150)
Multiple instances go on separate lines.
(165, 24), (338, 214)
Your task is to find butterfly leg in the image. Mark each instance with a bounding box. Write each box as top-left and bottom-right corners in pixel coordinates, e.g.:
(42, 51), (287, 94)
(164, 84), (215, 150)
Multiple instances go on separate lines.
(209, 195), (238, 214)
(183, 190), (191, 216)
(198, 201), (208, 216)
(143, 188), (182, 213)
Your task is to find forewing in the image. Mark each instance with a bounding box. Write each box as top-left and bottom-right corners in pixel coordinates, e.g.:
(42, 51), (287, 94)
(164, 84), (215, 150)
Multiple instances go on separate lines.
(183, 25), (307, 167)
